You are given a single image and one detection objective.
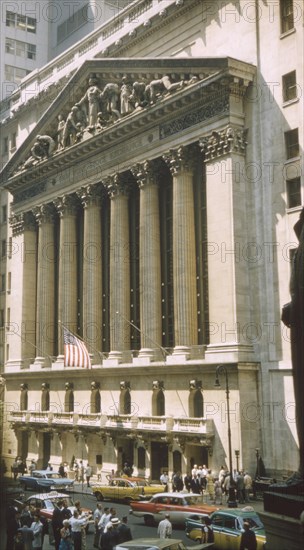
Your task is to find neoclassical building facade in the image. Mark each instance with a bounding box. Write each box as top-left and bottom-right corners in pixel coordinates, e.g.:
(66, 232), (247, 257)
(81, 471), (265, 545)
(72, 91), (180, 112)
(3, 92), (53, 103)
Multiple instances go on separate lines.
(1, 0), (303, 480)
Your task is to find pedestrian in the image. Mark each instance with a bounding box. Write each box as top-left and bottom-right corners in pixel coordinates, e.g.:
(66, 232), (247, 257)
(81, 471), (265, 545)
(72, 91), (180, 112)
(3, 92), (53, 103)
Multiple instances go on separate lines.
(58, 463), (65, 478)
(201, 517), (214, 543)
(93, 504), (103, 548)
(240, 521), (257, 550)
(30, 514), (43, 550)
(214, 479), (223, 505)
(59, 519), (73, 550)
(206, 470), (215, 501)
(52, 499), (64, 550)
(79, 461), (85, 483)
(190, 474), (201, 494)
(73, 461), (79, 481)
(46, 462), (53, 471)
(12, 458), (19, 480)
(69, 511), (89, 550)
(17, 525), (34, 550)
(117, 516), (132, 543)
(157, 514), (172, 539)
(236, 472), (245, 504)
(6, 509), (21, 550)
(244, 472), (253, 503)
(101, 522), (117, 550)
(13, 531), (25, 550)
(28, 460), (36, 475)
(160, 471), (169, 491)
(172, 471), (183, 492)
(85, 463), (92, 487)
(183, 472), (192, 492)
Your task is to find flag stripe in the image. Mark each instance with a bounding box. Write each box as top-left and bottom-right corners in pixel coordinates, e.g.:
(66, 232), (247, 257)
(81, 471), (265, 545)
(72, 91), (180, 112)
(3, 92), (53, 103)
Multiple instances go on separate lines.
(63, 327), (91, 369)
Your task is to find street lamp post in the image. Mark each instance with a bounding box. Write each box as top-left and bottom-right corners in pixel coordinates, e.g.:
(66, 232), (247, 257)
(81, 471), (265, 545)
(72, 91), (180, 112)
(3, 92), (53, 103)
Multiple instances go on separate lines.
(235, 449), (240, 473)
(214, 365), (237, 508)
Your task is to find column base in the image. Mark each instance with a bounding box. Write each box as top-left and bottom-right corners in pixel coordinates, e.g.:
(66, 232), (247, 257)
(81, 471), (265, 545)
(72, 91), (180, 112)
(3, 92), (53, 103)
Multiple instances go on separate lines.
(133, 348), (155, 364)
(103, 350), (123, 366)
(167, 346), (190, 363)
(205, 342), (255, 363)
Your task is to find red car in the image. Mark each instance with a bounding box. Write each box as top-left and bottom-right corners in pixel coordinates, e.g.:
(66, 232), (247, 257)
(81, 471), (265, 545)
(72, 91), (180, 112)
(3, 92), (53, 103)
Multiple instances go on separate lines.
(129, 492), (218, 526)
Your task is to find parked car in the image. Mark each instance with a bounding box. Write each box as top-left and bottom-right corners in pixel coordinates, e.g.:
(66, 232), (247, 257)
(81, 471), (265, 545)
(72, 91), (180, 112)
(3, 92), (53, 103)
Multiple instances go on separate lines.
(115, 537), (214, 550)
(18, 470), (74, 491)
(185, 507), (266, 549)
(92, 476), (164, 502)
(129, 492), (218, 526)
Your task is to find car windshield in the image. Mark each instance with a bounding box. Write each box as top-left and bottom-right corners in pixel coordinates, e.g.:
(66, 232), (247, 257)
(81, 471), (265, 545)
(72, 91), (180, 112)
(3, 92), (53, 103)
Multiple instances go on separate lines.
(183, 495), (205, 505)
(46, 473), (61, 479)
(239, 516), (264, 530)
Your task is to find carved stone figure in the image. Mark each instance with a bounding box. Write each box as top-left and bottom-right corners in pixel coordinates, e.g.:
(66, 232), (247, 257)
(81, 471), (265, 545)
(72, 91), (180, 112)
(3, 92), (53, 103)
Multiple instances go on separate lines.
(31, 135), (55, 160)
(281, 207), (304, 489)
(145, 74), (184, 103)
(62, 106), (79, 147)
(101, 82), (121, 120)
(120, 76), (133, 115)
(129, 81), (147, 110)
(79, 75), (103, 128)
(57, 114), (65, 151)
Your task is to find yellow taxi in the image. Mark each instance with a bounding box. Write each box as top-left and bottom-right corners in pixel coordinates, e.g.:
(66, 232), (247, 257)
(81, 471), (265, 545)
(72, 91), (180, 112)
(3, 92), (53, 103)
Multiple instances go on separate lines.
(91, 476), (164, 502)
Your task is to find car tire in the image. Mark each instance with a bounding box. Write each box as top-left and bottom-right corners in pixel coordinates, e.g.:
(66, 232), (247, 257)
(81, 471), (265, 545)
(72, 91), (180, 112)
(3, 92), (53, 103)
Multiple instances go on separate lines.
(95, 492), (104, 501)
(144, 515), (154, 526)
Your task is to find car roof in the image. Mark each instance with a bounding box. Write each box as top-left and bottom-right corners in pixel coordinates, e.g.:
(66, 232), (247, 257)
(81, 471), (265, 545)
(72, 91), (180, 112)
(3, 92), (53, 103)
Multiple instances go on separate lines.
(151, 492), (199, 498)
(116, 538), (183, 548)
(32, 470), (54, 474)
(26, 491), (69, 500)
(212, 507), (259, 517)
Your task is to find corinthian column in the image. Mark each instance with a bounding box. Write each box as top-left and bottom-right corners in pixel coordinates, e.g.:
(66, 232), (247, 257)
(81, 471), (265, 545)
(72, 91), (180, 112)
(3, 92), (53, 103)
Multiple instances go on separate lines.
(132, 161), (162, 359)
(105, 174), (130, 361)
(163, 146), (197, 356)
(78, 184), (103, 358)
(54, 195), (78, 355)
(33, 204), (56, 364)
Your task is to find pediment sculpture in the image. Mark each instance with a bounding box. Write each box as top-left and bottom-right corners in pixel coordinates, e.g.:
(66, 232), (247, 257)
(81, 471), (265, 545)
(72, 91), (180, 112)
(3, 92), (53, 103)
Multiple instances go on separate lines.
(16, 71), (201, 173)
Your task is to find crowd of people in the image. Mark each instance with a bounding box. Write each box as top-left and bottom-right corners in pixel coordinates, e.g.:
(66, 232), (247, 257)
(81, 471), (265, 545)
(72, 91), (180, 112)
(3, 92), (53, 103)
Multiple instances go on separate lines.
(6, 497), (133, 550)
(160, 464), (253, 505)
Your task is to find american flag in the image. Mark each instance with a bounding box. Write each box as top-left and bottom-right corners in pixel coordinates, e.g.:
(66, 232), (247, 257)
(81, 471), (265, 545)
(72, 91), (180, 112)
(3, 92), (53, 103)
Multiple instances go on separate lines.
(63, 327), (91, 369)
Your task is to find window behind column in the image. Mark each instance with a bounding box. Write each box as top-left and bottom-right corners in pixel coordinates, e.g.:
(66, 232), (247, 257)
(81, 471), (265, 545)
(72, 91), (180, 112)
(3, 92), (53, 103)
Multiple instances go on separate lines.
(280, 0), (294, 33)
(159, 167), (174, 348)
(129, 182), (140, 350)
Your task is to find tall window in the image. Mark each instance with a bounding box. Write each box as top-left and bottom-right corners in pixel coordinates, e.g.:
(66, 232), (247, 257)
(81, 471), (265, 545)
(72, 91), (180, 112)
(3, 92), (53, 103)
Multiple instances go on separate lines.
(285, 129), (299, 159)
(280, 0), (294, 33)
(57, 3), (89, 44)
(5, 65), (31, 85)
(5, 38), (36, 60)
(282, 71), (297, 102)
(287, 177), (301, 208)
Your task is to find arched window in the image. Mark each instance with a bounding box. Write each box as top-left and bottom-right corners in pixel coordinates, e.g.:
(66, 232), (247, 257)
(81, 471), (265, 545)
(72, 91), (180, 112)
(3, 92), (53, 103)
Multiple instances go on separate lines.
(120, 387), (131, 414)
(152, 389), (165, 416)
(65, 388), (74, 412)
(20, 384), (28, 410)
(41, 384), (50, 411)
(189, 388), (203, 418)
(91, 389), (101, 414)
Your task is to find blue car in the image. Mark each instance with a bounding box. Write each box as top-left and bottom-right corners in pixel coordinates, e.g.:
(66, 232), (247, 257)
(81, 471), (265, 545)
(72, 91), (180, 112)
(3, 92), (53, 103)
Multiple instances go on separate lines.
(19, 470), (74, 492)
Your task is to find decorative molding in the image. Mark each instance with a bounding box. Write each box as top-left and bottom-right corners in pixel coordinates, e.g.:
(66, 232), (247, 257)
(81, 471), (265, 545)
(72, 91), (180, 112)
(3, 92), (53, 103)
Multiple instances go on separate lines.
(13, 182), (47, 205)
(77, 183), (105, 208)
(104, 173), (132, 199)
(131, 160), (160, 188)
(199, 125), (248, 161)
(160, 94), (229, 139)
(163, 145), (194, 175)
(54, 194), (79, 217)
(33, 203), (56, 225)
(10, 212), (36, 236)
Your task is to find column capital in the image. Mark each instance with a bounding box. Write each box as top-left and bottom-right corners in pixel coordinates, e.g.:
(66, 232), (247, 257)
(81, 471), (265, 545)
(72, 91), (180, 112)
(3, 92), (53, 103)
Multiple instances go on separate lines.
(199, 125), (248, 161)
(131, 160), (160, 188)
(77, 183), (105, 208)
(10, 211), (36, 235)
(54, 194), (78, 217)
(104, 173), (131, 199)
(33, 203), (56, 225)
(162, 145), (196, 175)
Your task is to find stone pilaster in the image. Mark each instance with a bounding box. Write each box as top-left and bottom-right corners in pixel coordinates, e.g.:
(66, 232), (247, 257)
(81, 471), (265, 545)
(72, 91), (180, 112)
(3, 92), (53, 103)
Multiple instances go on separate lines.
(33, 204), (56, 365)
(163, 146), (197, 358)
(199, 125), (254, 362)
(132, 161), (162, 359)
(105, 174), (130, 361)
(78, 184), (104, 359)
(54, 195), (79, 354)
(7, 213), (38, 369)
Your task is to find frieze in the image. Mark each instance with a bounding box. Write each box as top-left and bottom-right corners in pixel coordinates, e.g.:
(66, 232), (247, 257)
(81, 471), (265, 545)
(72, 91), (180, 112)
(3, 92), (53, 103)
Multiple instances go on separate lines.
(13, 182), (47, 205)
(160, 95), (230, 139)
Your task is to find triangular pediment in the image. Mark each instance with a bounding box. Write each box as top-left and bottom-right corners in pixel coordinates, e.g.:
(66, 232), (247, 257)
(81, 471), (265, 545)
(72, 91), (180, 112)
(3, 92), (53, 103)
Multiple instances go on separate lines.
(1, 57), (255, 191)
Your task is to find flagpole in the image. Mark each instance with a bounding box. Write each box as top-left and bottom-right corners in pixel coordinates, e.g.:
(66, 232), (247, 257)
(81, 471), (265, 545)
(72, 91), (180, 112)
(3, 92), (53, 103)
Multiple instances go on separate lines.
(116, 311), (169, 359)
(59, 320), (107, 360)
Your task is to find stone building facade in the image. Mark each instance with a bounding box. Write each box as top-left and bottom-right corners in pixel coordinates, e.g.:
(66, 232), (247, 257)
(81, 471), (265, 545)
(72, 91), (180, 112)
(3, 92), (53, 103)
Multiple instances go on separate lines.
(0, 0), (303, 480)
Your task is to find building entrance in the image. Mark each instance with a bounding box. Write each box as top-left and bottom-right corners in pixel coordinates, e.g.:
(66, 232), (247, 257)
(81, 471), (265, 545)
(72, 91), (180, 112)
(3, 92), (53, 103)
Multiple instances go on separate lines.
(151, 441), (168, 481)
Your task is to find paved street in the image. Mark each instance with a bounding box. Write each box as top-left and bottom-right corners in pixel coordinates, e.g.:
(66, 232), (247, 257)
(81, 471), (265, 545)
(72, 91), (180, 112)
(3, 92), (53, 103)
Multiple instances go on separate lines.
(1, 480), (265, 549)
